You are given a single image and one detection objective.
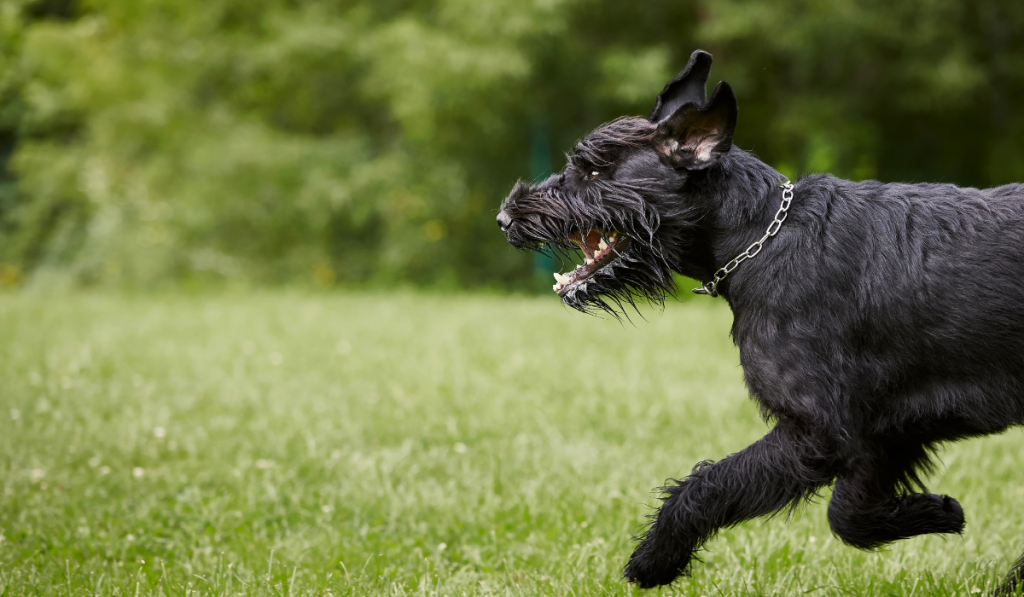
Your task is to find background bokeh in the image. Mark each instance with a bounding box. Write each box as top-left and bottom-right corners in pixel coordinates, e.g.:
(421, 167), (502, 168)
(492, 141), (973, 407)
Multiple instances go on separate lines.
(2, 0), (1024, 291)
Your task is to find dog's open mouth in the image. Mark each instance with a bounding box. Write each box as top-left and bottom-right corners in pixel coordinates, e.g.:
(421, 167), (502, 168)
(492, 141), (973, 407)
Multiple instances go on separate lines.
(552, 230), (628, 296)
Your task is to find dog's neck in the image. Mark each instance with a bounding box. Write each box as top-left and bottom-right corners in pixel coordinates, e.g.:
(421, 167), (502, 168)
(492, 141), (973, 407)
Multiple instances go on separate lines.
(679, 149), (787, 292)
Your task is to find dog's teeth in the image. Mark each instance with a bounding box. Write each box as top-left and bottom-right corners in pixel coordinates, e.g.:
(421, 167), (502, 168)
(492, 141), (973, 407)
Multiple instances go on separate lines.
(586, 256), (595, 264)
(598, 239), (609, 251)
(553, 272), (570, 285)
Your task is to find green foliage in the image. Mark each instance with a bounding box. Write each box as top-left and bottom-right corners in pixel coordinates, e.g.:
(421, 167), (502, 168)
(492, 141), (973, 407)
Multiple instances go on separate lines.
(1, 0), (1024, 288)
(700, 0), (1024, 184)
(1, 292), (1023, 595)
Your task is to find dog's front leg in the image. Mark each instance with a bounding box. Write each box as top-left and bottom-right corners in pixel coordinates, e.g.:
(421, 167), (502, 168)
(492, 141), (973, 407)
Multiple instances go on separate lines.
(624, 421), (834, 588)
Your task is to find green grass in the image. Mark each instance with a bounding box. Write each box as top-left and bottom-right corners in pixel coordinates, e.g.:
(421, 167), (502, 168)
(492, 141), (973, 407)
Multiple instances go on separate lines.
(0, 292), (1022, 596)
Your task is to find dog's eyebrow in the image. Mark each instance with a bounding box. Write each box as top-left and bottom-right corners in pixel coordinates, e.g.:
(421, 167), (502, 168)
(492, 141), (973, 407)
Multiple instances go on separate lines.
(569, 118), (657, 169)
(570, 139), (618, 169)
(567, 145), (603, 169)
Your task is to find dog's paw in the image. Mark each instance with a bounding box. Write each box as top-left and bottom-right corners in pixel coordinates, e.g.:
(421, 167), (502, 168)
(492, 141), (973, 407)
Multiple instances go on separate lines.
(898, 493), (965, 535)
(622, 541), (693, 589)
(939, 495), (966, 533)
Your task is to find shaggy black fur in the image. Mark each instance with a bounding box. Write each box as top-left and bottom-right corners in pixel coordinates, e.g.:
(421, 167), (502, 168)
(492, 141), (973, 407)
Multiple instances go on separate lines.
(497, 50), (1024, 593)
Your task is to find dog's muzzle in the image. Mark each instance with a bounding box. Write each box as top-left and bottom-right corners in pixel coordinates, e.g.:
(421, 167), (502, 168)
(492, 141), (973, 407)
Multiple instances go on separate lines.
(496, 210), (512, 233)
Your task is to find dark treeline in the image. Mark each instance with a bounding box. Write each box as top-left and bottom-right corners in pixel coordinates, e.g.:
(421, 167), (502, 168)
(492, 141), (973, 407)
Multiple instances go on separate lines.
(1, 0), (1023, 290)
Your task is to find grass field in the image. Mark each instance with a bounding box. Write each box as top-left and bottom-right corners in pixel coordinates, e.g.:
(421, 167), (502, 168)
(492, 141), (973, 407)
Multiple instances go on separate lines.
(1, 292), (1022, 596)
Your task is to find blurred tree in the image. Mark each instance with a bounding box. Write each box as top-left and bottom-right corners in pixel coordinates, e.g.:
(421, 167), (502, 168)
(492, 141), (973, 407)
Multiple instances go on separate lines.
(700, 0), (1024, 186)
(1, 0), (1023, 289)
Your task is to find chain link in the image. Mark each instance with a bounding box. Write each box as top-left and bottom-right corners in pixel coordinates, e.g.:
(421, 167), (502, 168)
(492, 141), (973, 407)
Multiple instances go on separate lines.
(694, 180), (794, 297)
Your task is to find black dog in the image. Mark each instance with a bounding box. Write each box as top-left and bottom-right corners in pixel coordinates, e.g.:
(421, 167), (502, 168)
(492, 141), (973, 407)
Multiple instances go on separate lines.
(497, 49), (1024, 593)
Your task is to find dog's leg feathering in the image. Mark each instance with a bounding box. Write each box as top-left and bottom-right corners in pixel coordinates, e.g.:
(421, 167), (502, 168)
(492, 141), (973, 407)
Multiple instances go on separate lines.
(624, 422), (834, 588)
(993, 553), (1024, 596)
(826, 440), (965, 549)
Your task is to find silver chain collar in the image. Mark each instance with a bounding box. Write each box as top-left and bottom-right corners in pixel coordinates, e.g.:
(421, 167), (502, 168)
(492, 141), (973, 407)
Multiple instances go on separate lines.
(693, 180), (795, 298)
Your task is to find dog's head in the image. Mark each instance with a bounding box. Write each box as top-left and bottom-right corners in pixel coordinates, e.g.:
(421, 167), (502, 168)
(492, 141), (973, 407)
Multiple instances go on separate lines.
(497, 50), (738, 313)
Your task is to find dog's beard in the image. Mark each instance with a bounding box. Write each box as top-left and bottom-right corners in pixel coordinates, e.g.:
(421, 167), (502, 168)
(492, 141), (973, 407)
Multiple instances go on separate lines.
(510, 212), (677, 316)
(554, 237), (676, 316)
(551, 229), (628, 295)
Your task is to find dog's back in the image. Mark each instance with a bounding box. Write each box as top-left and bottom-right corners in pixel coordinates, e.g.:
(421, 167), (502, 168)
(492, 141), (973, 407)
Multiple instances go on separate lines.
(734, 175), (1024, 439)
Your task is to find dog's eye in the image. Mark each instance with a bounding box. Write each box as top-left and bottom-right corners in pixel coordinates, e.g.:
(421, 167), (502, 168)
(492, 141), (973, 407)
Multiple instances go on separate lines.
(585, 170), (600, 181)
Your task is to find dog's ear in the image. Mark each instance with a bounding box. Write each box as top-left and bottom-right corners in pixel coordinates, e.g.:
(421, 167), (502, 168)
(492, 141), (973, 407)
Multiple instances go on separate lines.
(652, 81), (737, 170)
(648, 50), (713, 124)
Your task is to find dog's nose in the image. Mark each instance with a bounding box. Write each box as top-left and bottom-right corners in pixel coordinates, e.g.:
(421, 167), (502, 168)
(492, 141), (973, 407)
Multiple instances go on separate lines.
(496, 210), (512, 233)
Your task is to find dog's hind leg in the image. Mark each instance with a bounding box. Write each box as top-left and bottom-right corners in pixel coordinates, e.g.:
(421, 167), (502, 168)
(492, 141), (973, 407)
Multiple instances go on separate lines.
(995, 554), (1024, 596)
(624, 420), (834, 588)
(826, 439), (965, 549)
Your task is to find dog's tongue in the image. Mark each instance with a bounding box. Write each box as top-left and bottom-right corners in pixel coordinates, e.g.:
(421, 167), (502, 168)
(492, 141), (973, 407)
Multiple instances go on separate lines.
(570, 230), (604, 258)
(552, 230), (622, 293)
